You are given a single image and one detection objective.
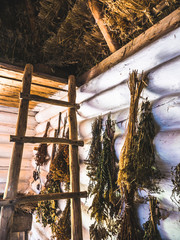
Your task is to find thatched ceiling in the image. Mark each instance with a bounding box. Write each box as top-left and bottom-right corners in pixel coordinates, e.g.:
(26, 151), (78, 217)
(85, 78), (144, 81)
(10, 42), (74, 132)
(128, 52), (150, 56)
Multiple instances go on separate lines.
(0, 0), (179, 85)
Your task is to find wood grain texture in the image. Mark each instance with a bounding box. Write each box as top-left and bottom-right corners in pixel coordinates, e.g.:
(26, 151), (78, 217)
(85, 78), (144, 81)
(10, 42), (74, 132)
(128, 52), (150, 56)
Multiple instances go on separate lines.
(0, 64), (33, 240)
(68, 75), (83, 240)
(10, 135), (84, 146)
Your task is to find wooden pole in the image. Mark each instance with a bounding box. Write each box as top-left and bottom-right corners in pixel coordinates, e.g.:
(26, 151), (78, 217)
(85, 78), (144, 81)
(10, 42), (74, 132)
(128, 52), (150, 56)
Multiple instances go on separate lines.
(25, 231), (28, 240)
(68, 75), (83, 240)
(88, 0), (119, 53)
(10, 136), (84, 146)
(0, 191), (87, 207)
(20, 93), (80, 109)
(0, 64), (33, 240)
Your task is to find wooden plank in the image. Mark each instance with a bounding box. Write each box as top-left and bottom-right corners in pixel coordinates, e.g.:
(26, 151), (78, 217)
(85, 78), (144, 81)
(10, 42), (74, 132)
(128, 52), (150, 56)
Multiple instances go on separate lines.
(0, 62), (67, 85)
(0, 191), (87, 207)
(0, 64), (33, 240)
(78, 8), (180, 86)
(0, 82), (57, 97)
(0, 97), (37, 109)
(0, 111), (36, 127)
(68, 75), (83, 240)
(20, 93), (80, 109)
(10, 135), (84, 146)
(0, 75), (68, 92)
(0, 158), (31, 168)
(0, 106), (36, 116)
(0, 125), (35, 136)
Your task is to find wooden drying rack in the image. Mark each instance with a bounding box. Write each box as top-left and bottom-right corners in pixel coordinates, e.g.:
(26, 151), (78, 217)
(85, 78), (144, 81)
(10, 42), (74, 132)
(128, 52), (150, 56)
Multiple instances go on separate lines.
(0, 64), (86, 240)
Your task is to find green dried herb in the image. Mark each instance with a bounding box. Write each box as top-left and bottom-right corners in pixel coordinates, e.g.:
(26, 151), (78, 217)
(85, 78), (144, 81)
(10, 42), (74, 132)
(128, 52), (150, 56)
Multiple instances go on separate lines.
(171, 163), (180, 209)
(143, 197), (161, 240)
(86, 114), (120, 239)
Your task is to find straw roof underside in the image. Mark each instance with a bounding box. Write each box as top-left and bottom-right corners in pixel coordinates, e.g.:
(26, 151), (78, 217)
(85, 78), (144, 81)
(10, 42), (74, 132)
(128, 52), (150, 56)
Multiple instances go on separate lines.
(0, 0), (179, 78)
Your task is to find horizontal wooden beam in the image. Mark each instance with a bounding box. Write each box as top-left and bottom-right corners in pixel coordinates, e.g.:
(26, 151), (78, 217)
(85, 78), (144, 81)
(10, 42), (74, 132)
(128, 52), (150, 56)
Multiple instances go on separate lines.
(10, 135), (84, 146)
(0, 62), (68, 85)
(0, 191), (87, 207)
(0, 75), (68, 92)
(20, 93), (80, 109)
(77, 7), (180, 86)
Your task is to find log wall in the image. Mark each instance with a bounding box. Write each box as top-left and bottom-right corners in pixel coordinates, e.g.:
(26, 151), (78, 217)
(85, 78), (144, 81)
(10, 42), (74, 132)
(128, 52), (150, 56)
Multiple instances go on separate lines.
(31, 27), (180, 239)
(0, 106), (36, 194)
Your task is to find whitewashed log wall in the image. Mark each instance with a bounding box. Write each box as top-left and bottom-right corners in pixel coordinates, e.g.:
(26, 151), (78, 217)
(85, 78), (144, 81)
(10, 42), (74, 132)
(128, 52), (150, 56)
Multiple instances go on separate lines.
(0, 106), (36, 194)
(31, 27), (180, 240)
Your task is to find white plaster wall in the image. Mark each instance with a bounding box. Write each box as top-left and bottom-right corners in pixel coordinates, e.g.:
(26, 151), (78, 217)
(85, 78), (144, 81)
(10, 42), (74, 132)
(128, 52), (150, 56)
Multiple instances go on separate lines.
(33, 28), (180, 240)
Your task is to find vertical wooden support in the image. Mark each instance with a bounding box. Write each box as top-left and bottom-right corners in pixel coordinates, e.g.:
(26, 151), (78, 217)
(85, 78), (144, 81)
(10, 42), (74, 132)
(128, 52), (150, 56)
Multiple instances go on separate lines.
(25, 231), (28, 240)
(68, 75), (83, 240)
(0, 64), (33, 240)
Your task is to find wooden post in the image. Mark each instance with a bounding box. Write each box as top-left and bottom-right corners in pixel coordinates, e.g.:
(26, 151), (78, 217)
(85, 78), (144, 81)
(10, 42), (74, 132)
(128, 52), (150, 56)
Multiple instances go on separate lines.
(0, 64), (33, 240)
(68, 75), (83, 240)
(88, 0), (119, 53)
(25, 231), (28, 240)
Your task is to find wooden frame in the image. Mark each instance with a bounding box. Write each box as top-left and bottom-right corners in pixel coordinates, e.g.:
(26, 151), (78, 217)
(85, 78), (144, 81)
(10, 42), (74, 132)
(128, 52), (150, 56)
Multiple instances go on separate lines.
(0, 67), (85, 239)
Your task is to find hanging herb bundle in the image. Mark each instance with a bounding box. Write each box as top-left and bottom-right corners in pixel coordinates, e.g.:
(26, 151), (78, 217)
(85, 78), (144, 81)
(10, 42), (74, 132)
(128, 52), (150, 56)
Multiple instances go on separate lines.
(143, 197), (161, 240)
(36, 128), (71, 239)
(35, 121), (51, 166)
(117, 71), (148, 240)
(126, 100), (161, 192)
(36, 179), (61, 232)
(117, 71), (162, 239)
(50, 144), (70, 186)
(171, 163), (180, 209)
(86, 115), (121, 239)
(86, 117), (102, 195)
(54, 199), (71, 240)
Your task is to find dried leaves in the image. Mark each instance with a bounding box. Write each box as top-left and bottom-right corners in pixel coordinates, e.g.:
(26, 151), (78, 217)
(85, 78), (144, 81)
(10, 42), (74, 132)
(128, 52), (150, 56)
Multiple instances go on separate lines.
(171, 163), (180, 209)
(86, 115), (120, 239)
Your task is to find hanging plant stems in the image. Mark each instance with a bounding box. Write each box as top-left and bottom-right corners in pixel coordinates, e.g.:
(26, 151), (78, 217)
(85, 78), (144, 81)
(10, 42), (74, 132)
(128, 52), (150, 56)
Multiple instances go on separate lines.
(54, 199), (71, 240)
(143, 197), (161, 240)
(86, 115), (120, 239)
(117, 71), (148, 240)
(36, 119), (71, 239)
(35, 121), (50, 166)
(171, 163), (180, 209)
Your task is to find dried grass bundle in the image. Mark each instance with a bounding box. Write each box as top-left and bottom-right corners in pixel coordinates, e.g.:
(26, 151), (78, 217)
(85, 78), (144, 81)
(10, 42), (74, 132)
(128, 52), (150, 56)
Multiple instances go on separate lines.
(117, 71), (148, 240)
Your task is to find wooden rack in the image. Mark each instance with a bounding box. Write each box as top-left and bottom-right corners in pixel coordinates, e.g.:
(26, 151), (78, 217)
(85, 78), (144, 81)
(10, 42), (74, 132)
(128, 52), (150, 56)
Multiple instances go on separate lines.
(0, 64), (85, 240)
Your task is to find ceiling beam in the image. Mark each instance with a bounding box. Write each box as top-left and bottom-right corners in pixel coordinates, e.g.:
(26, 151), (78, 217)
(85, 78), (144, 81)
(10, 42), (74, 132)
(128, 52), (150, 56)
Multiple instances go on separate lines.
(78, 7), (180, 86)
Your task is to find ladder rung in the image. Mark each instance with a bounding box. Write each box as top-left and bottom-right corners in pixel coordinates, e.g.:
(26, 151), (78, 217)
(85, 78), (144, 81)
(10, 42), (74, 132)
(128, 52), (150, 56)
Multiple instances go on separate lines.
(20, 93), (80, 109)
(0, 191), (88, 207)
(10, 136), (84, 146)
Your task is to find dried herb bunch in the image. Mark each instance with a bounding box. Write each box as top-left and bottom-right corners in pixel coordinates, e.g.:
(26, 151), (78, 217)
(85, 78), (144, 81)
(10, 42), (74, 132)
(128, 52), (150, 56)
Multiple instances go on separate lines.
(36, 179), (61, 232)
(86, 115), (120, 239)
(50, 144), (70, 186)
(143, 197), (161, 240)
(117, 71), (148, 240)
(36, 136), (71, 239)
(126, 100), (161, 191)
(54, 199), (71, 240)
(35, 121), (50, 166)
(171, 163), (180, 208)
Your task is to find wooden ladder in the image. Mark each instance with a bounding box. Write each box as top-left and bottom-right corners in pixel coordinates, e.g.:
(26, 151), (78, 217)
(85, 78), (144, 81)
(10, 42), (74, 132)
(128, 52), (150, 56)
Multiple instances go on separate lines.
(0, 64), (86, 240)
